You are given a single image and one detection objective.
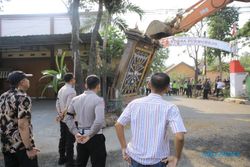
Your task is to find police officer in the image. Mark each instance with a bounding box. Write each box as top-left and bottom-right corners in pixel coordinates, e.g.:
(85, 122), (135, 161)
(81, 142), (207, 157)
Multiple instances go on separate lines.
(65, 75), (106, 167)
(56, 73), (76, 166)
(0, 71), (39, 167)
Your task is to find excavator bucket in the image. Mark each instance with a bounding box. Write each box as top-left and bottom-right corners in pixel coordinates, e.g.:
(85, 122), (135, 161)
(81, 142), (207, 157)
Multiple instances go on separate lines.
(145, 20), (173, 40)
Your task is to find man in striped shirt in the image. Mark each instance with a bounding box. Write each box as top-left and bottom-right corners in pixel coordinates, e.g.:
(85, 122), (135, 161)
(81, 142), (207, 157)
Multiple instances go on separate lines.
(115, 73), (186, 167)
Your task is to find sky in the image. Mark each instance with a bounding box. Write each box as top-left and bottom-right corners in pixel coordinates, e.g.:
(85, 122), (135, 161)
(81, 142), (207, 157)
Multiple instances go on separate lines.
(1, 0), (250, 66)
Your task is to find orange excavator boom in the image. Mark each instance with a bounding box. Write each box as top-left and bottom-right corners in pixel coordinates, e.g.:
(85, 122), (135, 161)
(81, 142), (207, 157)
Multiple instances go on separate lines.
(145, 0), (250, 39)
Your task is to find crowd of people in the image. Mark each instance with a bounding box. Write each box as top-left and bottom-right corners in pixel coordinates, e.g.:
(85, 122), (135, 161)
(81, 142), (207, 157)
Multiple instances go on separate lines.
(0, 71), (186, 167)
(142, 76), (230, 99)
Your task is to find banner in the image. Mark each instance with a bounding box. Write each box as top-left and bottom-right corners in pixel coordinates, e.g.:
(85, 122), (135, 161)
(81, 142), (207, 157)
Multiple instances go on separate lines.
(160, 37), (237, 53)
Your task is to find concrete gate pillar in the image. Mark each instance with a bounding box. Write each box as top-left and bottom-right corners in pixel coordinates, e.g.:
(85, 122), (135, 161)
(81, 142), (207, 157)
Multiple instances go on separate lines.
(230, 60), (247, 97)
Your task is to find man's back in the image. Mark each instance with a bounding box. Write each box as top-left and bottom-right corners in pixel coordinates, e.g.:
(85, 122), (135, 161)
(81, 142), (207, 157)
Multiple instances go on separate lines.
(70, 90), (105, 130)
(57, 83), (76, 113)
(118, 93), (186, 165)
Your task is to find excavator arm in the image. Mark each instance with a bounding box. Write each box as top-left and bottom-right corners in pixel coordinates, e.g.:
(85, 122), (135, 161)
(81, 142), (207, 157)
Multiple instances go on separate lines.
(112, 0), (249, 97)
(146, 0), (250, 40)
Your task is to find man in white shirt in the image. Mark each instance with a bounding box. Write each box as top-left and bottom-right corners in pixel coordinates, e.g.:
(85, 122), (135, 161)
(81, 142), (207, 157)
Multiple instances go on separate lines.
(65, 75), (106, 167)
(56, 73), (76, 166)
(216, 79), (225, 98)
(115, 73), (186, 167)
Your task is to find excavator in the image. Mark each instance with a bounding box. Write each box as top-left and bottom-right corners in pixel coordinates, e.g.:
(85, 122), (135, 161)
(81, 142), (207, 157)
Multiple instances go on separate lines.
(146, 0), (250, 40)
(113, 0), (250, 97)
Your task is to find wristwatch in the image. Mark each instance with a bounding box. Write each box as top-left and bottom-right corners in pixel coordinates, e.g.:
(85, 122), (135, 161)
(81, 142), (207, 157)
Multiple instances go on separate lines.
(25, 146), (33, 151)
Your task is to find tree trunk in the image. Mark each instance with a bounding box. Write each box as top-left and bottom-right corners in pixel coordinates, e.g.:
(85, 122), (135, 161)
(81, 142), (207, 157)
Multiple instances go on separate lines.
(218, 52), (223, 79)
(194, 60), (199, 85)
(88, 0), (103, 75)
(102, 12), (112, 109)
(71, 0), (84, 95)
(194, 47), (199, 84)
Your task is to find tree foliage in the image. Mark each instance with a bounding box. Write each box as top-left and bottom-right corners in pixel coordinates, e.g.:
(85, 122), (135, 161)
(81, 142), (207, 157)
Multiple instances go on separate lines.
(103, 0), (143, 19)
(100, 26), (125, 59)
(184, 21), (205, 84)
(208, 7), (239, 41)
(240, 52), (250, 72)
(238, 20), (250, 47)
(207, 7), (239, 77)
(80, 0), (144, 33)
(150, 48), (169, 73)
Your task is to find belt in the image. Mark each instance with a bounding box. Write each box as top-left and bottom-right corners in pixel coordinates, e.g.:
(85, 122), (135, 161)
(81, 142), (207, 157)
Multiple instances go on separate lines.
(79, 128), (103, 135)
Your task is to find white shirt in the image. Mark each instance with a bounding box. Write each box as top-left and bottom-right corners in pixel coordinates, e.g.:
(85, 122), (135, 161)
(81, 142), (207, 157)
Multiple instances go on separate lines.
(117, 93), (186, 165)
(56, 83), (76, 122)
(65, 90), (105, 137)
(217, 81), (225, 89)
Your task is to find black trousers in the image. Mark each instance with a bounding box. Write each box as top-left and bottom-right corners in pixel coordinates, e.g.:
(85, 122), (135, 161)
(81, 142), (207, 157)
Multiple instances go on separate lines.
(76, 134), (107, 167)
(203, 89), (209, 99)
(216, 88), (223, 97)
(3, 149), (38, 167)
(59, 121), (75, 164)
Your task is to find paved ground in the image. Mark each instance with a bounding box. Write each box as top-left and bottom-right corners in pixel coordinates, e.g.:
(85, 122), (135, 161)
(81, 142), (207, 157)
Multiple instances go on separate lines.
(0, 96), (250, 167)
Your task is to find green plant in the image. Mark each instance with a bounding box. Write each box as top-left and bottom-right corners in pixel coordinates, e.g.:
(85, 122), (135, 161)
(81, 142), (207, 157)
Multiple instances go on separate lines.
(100, 26), (126, 59)
(40, 52), (68, 96)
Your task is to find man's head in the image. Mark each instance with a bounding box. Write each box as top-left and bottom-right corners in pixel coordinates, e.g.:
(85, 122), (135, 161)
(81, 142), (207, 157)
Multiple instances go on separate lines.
(8, 71), (33, 91)
(148, 73), (170, 94)
(85, 75), (100, 92)
(64, 73), (75, 85)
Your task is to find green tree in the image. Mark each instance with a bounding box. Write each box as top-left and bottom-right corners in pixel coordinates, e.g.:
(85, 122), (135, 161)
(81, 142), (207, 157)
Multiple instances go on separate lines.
(184, 21), (205, 84)
(150, 48), (169, 73)
(88, 0), (103, 75)
(238, 20), (250, 47)
(100, 26), (125, 60)
(240, 52), (250, 72)
(66, 0), (87, 94)
(207, 59), (230, 73)
(102, 0), (143, 104)
(207, 7), (239, 78)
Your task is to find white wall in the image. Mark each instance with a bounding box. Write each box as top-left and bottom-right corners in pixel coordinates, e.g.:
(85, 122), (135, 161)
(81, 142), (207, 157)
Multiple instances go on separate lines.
(0, 14), (95, 36)
(230, 72), (248, 97)
(54, 17), (71, 34)
(2, 17), (50, 36)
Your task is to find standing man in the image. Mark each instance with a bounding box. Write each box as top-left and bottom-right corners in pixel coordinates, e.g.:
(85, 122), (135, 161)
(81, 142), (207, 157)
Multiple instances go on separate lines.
(216, 79), (225, 98)
(56, 73), (76, 166)
(0, 71), (39, 167)
(115, 73), (186, 167)
(203, 78), (211, 99)
(65, 75), (106, 167)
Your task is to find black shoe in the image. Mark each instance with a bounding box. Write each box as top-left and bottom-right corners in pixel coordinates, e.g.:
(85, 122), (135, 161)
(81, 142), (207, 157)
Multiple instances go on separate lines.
(58, 157), (66, 165)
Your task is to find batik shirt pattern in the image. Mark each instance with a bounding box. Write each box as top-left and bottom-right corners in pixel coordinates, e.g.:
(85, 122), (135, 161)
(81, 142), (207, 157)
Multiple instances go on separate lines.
(0, 89), (35, 153)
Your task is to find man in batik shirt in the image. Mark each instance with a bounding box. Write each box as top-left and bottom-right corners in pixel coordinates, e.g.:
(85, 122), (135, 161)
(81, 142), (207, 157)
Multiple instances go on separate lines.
(0, 71), (39, 167)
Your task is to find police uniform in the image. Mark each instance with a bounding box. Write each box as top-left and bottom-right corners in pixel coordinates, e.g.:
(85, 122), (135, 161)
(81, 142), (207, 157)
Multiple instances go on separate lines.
(65, 90), (106, 167)
(56, 83), (76, 166)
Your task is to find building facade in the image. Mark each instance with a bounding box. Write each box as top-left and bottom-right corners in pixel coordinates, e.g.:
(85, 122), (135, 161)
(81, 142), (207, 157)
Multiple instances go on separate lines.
(0, 13), (102, 97)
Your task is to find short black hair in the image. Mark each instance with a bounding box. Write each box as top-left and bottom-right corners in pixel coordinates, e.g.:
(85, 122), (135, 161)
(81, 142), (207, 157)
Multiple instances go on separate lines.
(150, 73), (170, 92)
(64, 73), (74, 82)
(86, 75), (100, 90)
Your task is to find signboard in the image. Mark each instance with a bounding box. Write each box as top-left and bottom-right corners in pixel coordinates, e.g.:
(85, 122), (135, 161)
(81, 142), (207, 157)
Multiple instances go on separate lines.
(120, 47), (153, 95)
(160, 37), (237, 53)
